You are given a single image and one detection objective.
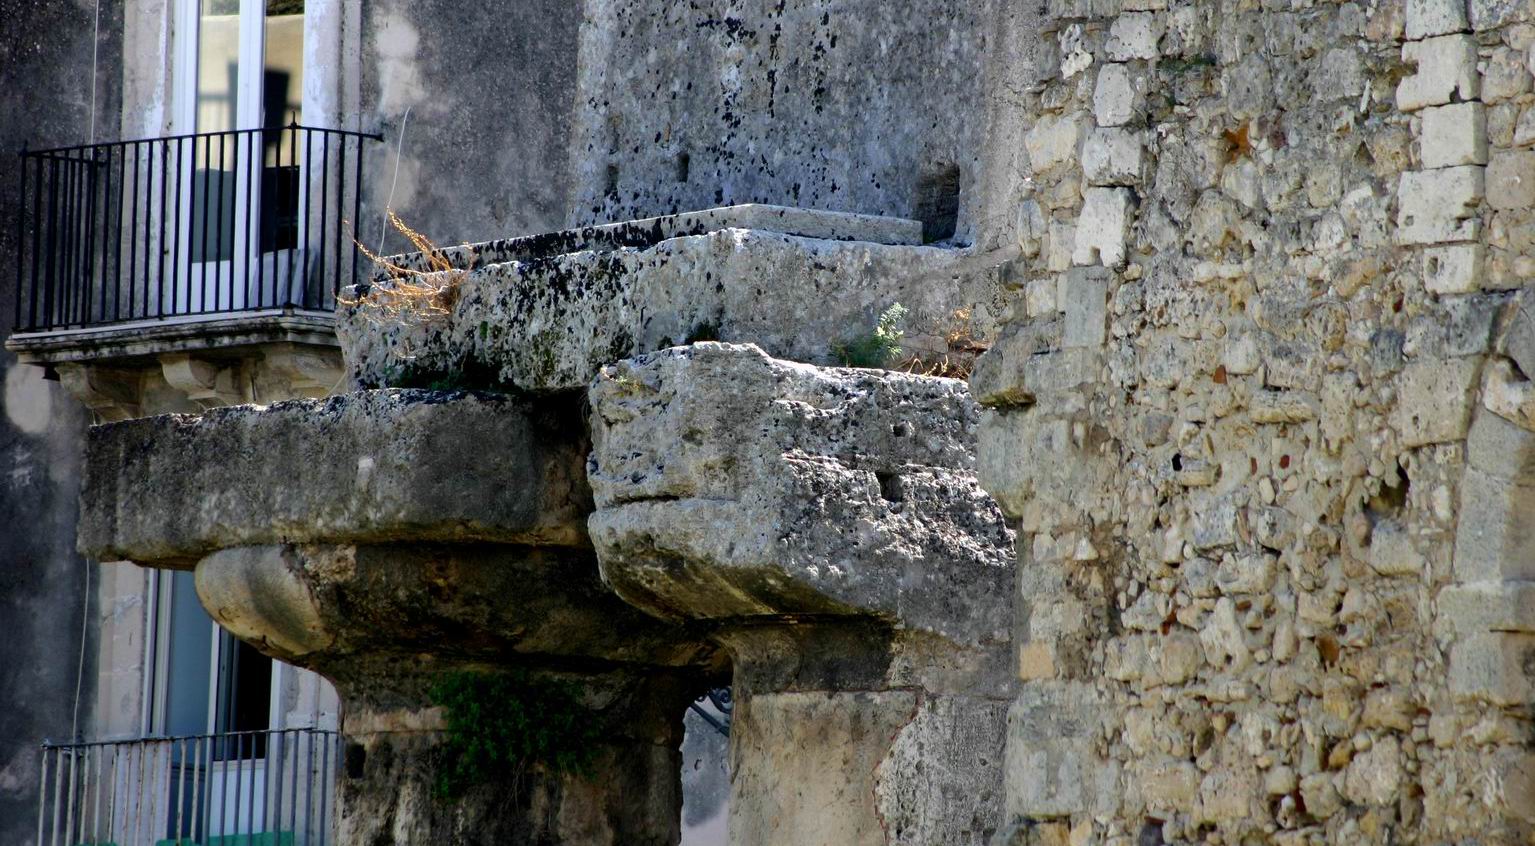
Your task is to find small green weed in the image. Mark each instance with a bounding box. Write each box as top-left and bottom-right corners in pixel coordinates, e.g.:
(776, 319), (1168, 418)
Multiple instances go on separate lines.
(430, 669), (599, 801)
(833, 303), (907, 368)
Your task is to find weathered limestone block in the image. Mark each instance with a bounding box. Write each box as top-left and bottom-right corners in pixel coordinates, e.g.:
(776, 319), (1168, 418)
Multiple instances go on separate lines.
(80, 390), (720, 846)
(381, 203), (924, 276)
(1483, 358), (1535, 429)
(1073, 188), (1133, 267)
(1499, 290), (1535, 378)
(1105, 12), (1162, 60)
(1449, 632), (1535, 705)
(194, 542), (712, 846)
(1406, 0), (1470, 39)
(1420, 102), (1488, 168)
(1437, 581), (1535, 637)
(343, 217), (994, 394)
(1025, 111), (1088, 174)
(1397, 35), (1480, 111)
(1082, 128), (1143, 186)
(1487, 149), (1535, 210)
(1002, 681), (1117, 820)
(587, 343), (1016, 846)
(1423, 243), (1485, 294)
(1391, 357), (1480, 446)
(79, 390), (592, 566)
(1396, 166), (1484, 245)
(1453, 466), (1535, 582)
(1093, 64), (1138, 127)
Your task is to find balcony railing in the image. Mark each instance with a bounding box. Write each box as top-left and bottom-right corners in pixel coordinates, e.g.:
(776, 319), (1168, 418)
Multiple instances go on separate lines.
(35, 728), (340, 846)
(14, 125), (381, 334)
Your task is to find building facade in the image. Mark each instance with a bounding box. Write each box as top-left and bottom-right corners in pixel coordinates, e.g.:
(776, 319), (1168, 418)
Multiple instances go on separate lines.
(6, 0), (1535, 844)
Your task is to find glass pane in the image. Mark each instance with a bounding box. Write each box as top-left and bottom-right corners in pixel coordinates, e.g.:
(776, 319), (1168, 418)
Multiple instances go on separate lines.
(261, 0), (304, 252)
(263, 0), (304, 129)
(163, 571), (214, 737)
(195, 0), (240, 132)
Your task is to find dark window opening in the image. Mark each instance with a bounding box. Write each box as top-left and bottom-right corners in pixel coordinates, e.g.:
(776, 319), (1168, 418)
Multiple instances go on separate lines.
(214, 632), (272, 759)
(913, 163), (961, 243)
(676, 151), (691, 183)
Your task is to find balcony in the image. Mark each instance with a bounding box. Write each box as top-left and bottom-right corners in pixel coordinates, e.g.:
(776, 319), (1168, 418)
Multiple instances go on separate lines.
(34, 728), (340, 846)
(6, 125), (380, 419)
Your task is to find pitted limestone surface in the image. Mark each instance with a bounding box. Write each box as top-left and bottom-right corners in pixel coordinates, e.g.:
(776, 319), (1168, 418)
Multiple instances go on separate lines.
(341, 227), (999, 393)
(587, 343), (1015, 845)
(586, 342), (1014, 647)
(378, 204), (924, 276)
(571, 2), (987, 237)
(79, 389), (591, 567)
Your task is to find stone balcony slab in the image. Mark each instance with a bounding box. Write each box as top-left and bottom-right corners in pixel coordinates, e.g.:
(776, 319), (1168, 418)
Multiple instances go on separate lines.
(79, 389), (592, 567)
(342, 207), (997, 394)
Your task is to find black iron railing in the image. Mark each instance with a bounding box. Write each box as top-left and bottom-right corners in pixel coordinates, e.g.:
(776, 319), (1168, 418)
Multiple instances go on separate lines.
(37, 728), (340, 846)
(14, 124), (381, 333)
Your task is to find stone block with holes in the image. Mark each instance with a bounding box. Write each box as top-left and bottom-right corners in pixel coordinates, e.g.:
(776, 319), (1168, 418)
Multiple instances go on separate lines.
(1397, 166), (1484, 245)
(587, 342), (1016, 846)
(1423, 244), (1484, 294)
(1397, 35), (1480, 111)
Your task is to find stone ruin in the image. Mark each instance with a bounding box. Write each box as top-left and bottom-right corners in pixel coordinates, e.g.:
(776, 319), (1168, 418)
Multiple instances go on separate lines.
(72, 0), (1535, 838)
(80, 207), (1019, 844)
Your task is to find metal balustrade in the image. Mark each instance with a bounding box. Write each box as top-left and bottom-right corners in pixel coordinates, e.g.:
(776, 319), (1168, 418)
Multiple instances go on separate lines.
(13, 125), (381, 333)
(35, 728), (340, 846)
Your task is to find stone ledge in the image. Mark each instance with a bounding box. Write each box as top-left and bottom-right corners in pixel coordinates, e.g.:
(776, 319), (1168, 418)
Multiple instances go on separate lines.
(587, 343), (1014, 650)
(381, 204), (926, 274)
(80, 389), (592, 566)
(343, 227), (996, 393)
(6, 310), (338, 366)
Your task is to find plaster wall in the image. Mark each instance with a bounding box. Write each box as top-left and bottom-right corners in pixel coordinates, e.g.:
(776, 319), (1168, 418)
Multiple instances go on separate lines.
(569, 0), (999, 244)
(357, 0), (583, 250)
(0, 0), (121, 840)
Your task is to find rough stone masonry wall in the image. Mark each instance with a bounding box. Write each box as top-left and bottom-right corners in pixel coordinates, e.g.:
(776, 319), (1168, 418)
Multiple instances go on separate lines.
(972, 0), (1535, 842)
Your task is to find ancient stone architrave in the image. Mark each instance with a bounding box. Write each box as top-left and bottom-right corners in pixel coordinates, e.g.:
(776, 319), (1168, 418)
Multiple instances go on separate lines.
(340, 211), (1001, 395)
(77, 338), (1021, 845)
(79, 390), (720, 845)
(587, 343), (1016, 846)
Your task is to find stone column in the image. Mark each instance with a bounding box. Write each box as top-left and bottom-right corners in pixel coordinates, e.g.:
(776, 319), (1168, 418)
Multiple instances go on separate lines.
(588, 343), (1017, 846)
(80, 390), (718, 846)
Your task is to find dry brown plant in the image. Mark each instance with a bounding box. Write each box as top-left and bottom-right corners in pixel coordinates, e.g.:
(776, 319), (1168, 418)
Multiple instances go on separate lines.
(897, 307), (990, 380)
(343, 209), (473, 322)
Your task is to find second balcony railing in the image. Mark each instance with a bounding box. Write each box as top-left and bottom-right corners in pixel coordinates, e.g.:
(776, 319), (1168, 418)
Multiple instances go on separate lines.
(36, 728), (341, 846)
(14, 124), (382, 334)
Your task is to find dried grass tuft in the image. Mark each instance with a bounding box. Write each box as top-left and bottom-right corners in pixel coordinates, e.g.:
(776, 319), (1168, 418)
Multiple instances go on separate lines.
(897, 308), (990, 380)
(343, 209), (473, 323)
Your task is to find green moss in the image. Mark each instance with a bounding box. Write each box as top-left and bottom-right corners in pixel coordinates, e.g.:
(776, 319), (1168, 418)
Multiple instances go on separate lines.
(429, 669), (599, 801)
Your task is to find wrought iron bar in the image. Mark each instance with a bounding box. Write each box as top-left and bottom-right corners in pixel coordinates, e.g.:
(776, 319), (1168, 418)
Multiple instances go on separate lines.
(12, 125), (381, 332)
(36, 728), (340, 846)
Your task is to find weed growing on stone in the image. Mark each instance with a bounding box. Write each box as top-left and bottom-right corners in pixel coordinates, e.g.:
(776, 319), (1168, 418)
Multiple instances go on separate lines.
(343, 209), (473, 323)
(896, 307), (988, 379)
(833, 302), (908, 368)
(429, 669), (598, 801)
